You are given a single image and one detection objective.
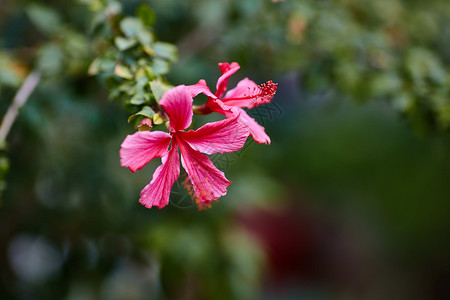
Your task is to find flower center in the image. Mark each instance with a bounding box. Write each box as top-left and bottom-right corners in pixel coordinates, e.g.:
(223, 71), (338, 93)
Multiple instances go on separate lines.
(223, 81), (278, 105)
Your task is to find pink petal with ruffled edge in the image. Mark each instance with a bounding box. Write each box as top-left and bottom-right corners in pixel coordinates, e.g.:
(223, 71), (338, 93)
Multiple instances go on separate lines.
(159, 85), (193, 131)
(202, 99), (270, 145)
(177, 138), (231, 203)
(205, 97), (237, 115)
(139, 141), (180, 209)
(120, 131), (171, 173)
(235, 108), (271, 145)
(186, 79), (217, 99)
(178, 113), (249, 155)
(221, 77), (259, 109)
(215, 62), (240, 98)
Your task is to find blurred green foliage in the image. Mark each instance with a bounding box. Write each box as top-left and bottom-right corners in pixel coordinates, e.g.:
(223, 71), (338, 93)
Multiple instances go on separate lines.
(87, 1), (177, 125)
(153, 0), (450, 132)
(1, 0), (450, 299)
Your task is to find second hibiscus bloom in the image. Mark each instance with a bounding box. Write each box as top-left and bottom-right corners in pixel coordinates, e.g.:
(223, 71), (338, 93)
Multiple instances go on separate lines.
(187, 62), (278, 144)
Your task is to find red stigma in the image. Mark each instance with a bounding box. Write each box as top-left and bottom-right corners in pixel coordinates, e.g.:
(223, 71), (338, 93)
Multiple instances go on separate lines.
(254, 80), (278, 105)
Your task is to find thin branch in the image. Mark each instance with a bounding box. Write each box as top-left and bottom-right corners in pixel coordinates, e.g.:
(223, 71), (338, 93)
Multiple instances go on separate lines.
(0, 71), (41, 142)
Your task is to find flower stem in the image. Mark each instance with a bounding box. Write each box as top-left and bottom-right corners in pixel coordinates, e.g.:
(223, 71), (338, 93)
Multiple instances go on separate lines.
(0, 71), (41, 142)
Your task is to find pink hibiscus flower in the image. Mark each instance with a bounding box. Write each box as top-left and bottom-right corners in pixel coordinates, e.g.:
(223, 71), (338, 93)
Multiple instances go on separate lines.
(187, 62), (278, 144)
(120, 85), (249, 209)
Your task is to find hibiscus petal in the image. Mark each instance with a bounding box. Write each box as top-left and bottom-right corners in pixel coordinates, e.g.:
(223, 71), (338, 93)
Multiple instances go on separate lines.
(159, 85), (193, 131)
(205, 97), (237, 115)
(215, 62), (240, 98)
(205, 101), (270, 144)
(178, 113), (249, 155)
(186, 79), (216, 98)
(120, 131), (171, 173)
(221, 77), (259, 109)
(139, 141), (180, 209)
(236, 108), (271, 144)
(177, 138), (231, 203)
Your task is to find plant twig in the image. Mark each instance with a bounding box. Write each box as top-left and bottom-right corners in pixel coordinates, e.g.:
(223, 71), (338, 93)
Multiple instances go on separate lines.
(0, 71), (41, 142)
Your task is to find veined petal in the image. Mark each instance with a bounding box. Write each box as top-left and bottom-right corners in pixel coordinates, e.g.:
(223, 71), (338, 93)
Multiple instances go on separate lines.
(186, 79), (216, 99)
(139, 141), (180, 209)
(236, 108), (271, 144)
(120, 131), (171, 173)
(206, 101), (270, 144)
(178, 114), (249, 155)
(221, 78), (259, 109)
(159, 85), (193, 131)
(216, 62), (240, 98)
(177, 138), (231, 203)
(222, 78), (277, 109)
(206, 97), (236, 115)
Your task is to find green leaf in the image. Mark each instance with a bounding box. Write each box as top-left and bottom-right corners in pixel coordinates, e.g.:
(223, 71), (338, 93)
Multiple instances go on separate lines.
(136, 4), (156, 27)
(88, 58), (101, 76)
(129, 94), (147, 105)
(114, 36), (137, 51)
(114, 64), (133, 79)
(153, 42), (178, 62)
(137, 31), (154, 46)
(143, 65), (155, 79)
(26, 4), (62, 36)
(0, 156), (9, 173)
(36, 43), (64, 75)
(0, 53), (22, 87)
(118, 81), (133, 93)
(99, 59), (116, 73)
(151, 58), (170, 76)
(142, 45), (154, 56)
(150, 80), (172, 101)
(128, 106), (155, 123)
(120, 17), (144, 38)
(369, 72), (402, 97)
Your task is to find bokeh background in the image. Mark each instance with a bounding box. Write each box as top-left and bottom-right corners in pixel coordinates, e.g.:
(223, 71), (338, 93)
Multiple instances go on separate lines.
(1, 0), (450, 299)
